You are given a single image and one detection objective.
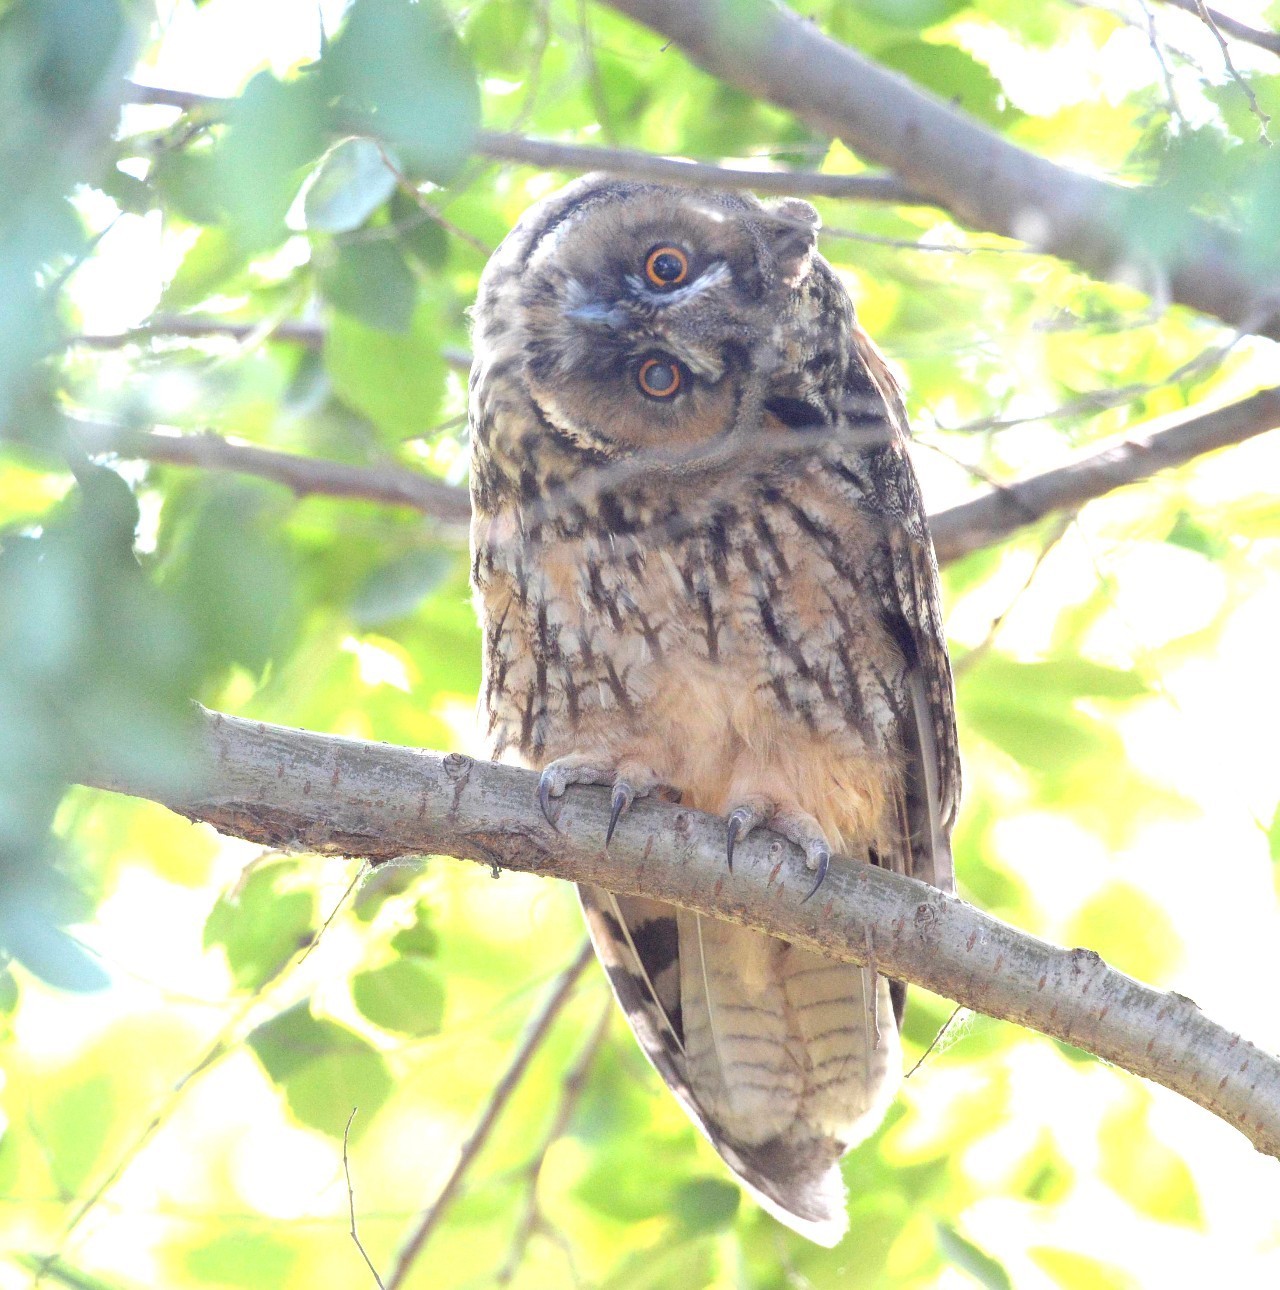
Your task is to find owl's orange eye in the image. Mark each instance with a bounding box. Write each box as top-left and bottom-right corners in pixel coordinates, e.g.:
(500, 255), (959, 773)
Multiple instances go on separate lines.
(644, 245), (689, 287)
(637, 357), (682, 398)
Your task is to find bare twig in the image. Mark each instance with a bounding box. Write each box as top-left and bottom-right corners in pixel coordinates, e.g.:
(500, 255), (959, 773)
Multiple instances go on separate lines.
(928, 383), (1280, 562)
(1190, 0), (1273, 140)
(905, 1005), (968, 1080)
(78, 710), (1280, 1162)
(1135, 0), (1188, 126)
(470, 131), (921, 203)
(344, 1110), (388, 1290)
(1155, 0), (1280, 58)
(66, 420), (472, 526)
(497, 999), (612, 1285)
(600, 0), (1280, 338)
(382, 942), (595, 1290)
(67, 315), (471, 369)
(119, 81), (920, 205)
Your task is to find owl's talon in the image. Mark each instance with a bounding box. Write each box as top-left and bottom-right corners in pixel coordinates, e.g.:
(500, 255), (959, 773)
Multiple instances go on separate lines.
(537, 772), (563, 829)
(724, 802), (769, 872)
(801, 841), (832, 904)
(606, 781), (633, 846)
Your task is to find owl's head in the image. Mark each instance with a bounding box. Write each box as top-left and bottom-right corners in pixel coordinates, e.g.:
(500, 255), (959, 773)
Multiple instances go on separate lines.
(472, 176), (853, 463)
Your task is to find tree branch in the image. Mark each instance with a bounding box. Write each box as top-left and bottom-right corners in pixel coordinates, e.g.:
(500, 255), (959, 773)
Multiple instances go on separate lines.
(68, 315), (470, 369)
(80, 708), (1280, 1162)
(928, 383), (1280, 562)
(1155, 0), (1280, 58)
(64, 385), (1280, 564)
(600, 0), (1280, 340)
(120, 81), (918, 205)
(66, 420), (472, 526)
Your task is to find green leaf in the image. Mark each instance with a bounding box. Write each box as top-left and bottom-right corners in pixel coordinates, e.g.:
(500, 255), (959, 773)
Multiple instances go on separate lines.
(247, 1002), (393, 1134)
(303, 137), (399, 233)
(160, 226), (250, 312)
(672, 1177), (740, 1234)
(215, 69), (328, 251)
(204, 861), (315, 990)
(319, 238), (417, 332)
(1029, 1247), (1140, 1289)
(319, 0), (481, 184)
(935, 1223), (1013, 1290)
(352, 548), (454, 625)
(876, 42), (1017, 126)
(1063, 883), (1181, 984)
(185, 1233), (298, 1289)
(326, 298), (447, 436)
(351, 956), (445, 1036)
(1097, 1095), (1203, 1227)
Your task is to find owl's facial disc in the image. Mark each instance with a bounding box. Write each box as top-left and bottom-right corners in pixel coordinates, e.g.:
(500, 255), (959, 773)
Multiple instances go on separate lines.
(511, 182), (821, 460)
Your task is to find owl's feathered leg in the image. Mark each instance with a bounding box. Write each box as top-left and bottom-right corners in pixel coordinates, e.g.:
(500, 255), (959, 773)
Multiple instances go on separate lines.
(721, 796), (832, 900)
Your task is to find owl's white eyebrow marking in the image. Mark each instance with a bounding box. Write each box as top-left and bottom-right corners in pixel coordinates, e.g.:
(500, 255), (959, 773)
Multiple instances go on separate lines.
(626, 260), (731, 303)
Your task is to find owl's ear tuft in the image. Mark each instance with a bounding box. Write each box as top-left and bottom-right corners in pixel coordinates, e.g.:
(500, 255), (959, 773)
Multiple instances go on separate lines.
(766, 198), (820, 283)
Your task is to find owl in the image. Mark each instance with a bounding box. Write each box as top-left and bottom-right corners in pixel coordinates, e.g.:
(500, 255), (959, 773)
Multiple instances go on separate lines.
(468, 176), (959, 1246)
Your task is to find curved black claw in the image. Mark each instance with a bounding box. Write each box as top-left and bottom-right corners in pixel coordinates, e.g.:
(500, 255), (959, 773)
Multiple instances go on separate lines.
(725, 810), (747, 872)
(537, 771), (562, 829)
(605, 781), (633, 846)
(800, 841), (832, 904)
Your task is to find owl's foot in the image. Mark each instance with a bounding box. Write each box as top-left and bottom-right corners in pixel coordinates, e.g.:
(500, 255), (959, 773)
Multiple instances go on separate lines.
(537, 755), (673, 844)
(721, 797), (832, 902)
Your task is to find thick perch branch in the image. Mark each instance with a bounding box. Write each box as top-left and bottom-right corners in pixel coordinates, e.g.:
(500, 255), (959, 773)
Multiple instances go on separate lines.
(82, 708), (1280, 1161)
(601, 0), (1280, 340)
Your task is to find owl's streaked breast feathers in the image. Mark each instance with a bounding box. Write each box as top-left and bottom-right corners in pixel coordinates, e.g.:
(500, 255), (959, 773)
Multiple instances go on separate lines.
(469, 176), (959, 1245)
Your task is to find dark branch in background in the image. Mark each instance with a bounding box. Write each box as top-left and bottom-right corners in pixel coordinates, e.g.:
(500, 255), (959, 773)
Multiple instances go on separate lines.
(383, 943), (595, 1290)
(66, 419), (472, 526)
(471, 131), (921, 203)
(62, 386), (1280, 562)
(928, 383), (1280, 562)
(600, 0), (1280, 340)
(120, 82), (920, 206)
(69, 315), (470, 369)
(79, 709), (1280, 1161)
(1155, 0), (1280, 57)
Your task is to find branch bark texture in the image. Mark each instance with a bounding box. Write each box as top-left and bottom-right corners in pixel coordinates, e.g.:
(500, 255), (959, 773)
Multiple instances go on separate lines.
(601, 0), (1280, 341)
(82, 708), (1280, 1162)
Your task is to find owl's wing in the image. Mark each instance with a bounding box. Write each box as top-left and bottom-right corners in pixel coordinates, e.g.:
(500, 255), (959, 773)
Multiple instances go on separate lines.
(848, 325), (960, 899)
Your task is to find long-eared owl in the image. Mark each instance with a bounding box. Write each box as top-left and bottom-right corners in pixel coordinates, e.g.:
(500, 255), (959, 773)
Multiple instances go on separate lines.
(468, 175), (959, 1245)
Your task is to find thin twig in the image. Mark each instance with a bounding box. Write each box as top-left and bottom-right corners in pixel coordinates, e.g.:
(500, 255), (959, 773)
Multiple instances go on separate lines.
(344, 1109), (388, 1290)
(119, 81), (920, 205)
(497, 998), (612, 1285)
(1155, 0), (1280, 57)
(64, 420), (472, 526)
(1190, 0), (1272, 141)
(905, 1005), (968, 1080)
(67, 314), (470, 368)
(383, 942), (595, 1290)
(1135, 0), (1188, 126)
(952, 513), (1075, 678)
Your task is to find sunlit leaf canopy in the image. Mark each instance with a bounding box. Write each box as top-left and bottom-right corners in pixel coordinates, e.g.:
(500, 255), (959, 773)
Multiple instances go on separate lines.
(1, 0), (1279, 1285)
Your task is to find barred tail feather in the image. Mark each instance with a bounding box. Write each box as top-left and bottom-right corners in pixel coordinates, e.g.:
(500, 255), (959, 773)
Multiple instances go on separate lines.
(579, 886), (901, 1246)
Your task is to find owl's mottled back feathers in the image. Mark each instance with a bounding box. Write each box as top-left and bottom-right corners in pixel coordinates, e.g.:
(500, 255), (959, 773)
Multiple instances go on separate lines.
(469, 176), (959, 1244)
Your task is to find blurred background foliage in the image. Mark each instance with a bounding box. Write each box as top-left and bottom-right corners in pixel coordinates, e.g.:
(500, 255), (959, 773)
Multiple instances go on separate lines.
(1, 0), (1278, 1285)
